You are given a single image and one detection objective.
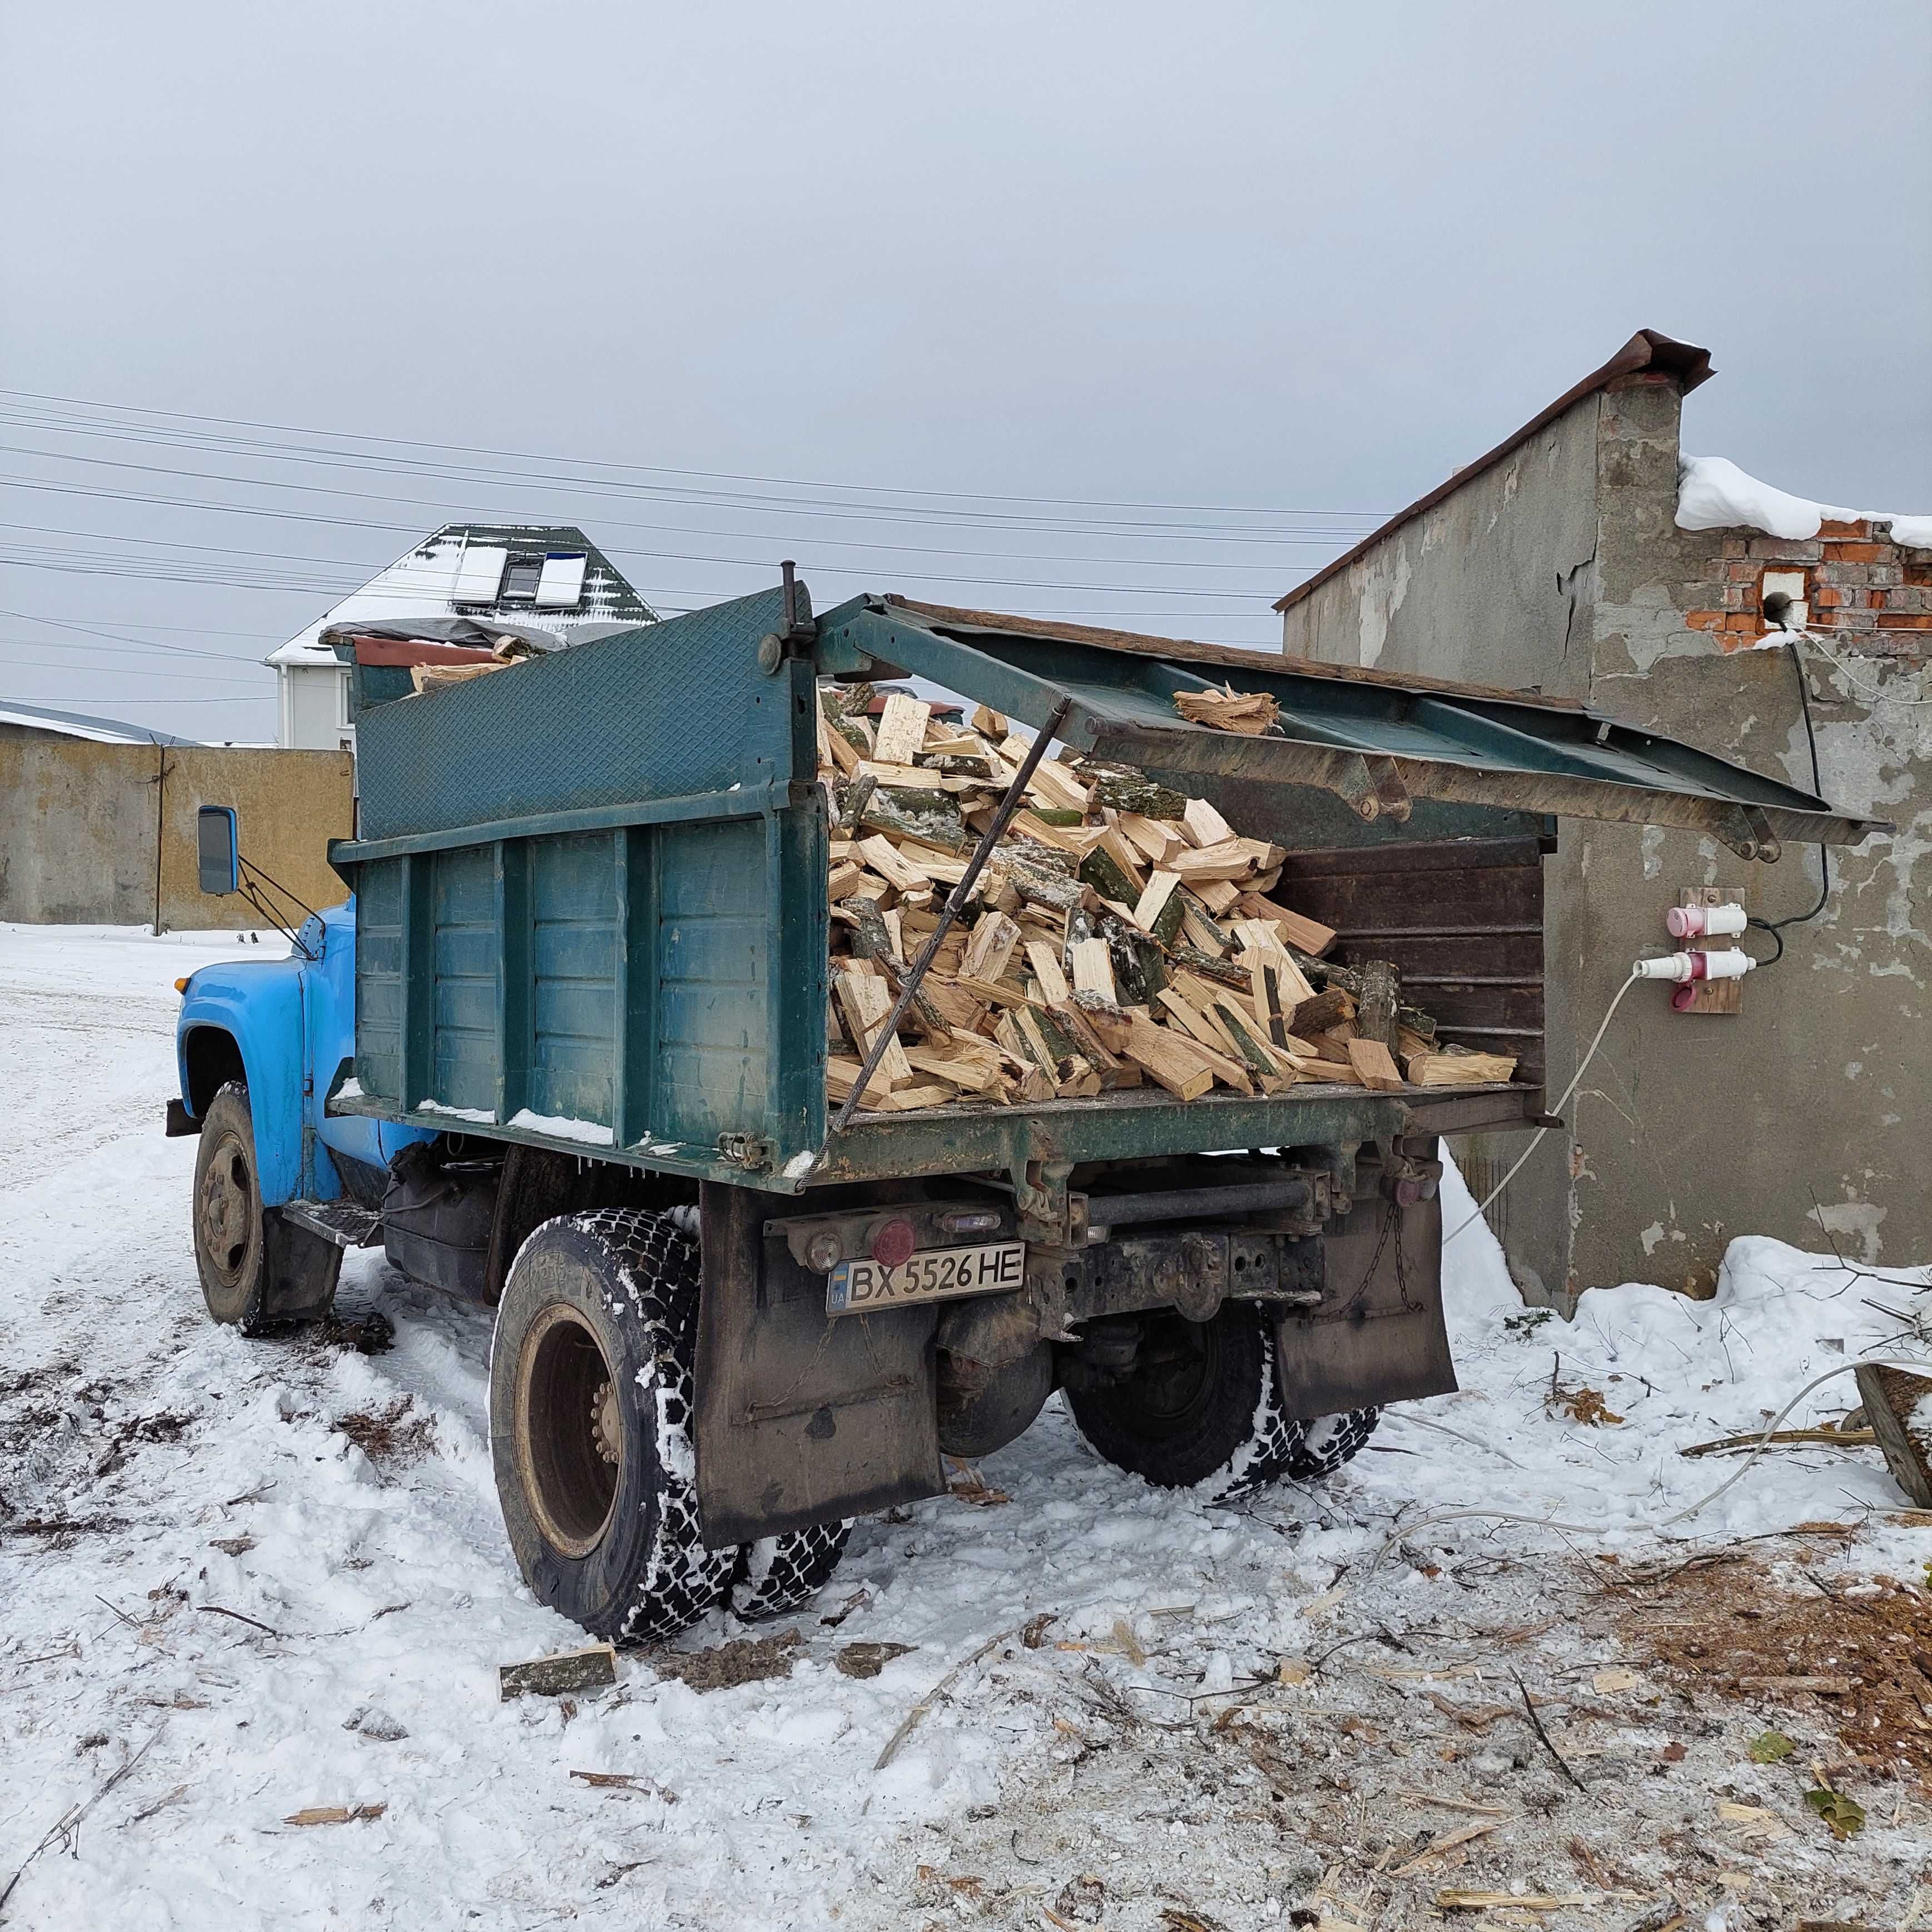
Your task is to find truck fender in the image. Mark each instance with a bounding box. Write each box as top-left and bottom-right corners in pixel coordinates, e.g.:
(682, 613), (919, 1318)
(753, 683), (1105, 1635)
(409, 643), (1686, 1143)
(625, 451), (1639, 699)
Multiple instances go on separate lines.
(177, 969), (309, 1209)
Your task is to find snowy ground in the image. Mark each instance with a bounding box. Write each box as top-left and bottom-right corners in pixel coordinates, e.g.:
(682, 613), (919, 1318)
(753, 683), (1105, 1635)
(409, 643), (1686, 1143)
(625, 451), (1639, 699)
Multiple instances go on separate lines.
(4, 922), (1932, 1930)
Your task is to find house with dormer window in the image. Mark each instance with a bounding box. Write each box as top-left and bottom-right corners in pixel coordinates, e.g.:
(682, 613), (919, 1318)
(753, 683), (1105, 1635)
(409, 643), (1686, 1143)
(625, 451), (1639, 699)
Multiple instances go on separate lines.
(265, 525), (655, 750)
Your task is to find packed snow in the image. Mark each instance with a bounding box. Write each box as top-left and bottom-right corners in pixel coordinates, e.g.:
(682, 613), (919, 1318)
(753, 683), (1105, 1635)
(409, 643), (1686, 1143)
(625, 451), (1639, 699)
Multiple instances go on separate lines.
(1677, 453), (1932, 549)
(4, 923), (1931, 1928)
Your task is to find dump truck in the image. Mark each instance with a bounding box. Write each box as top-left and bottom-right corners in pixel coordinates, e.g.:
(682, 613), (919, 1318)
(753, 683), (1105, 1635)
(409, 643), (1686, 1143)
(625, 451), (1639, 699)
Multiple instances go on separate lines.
(170, 582), (1879, 1641)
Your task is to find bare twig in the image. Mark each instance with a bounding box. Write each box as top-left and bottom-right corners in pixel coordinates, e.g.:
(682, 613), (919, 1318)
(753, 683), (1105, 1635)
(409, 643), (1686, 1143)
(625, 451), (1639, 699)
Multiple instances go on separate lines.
(0, 1729), (160, 1916)
(1679, 1427), (1876, 1458)
(93, 1595), (141, 1632)
(196, 1604), (281, 1638)
(1510, 1670), (1586, 1794)
(874, 1625), (1019, 1770)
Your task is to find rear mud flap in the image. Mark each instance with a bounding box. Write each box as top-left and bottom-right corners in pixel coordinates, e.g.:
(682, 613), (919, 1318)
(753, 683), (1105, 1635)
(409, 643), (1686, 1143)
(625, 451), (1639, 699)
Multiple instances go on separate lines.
(1271, 1191), (1456, 1421)
(693, 1184), (945, 1547)
(260, 1209), (344, 1322)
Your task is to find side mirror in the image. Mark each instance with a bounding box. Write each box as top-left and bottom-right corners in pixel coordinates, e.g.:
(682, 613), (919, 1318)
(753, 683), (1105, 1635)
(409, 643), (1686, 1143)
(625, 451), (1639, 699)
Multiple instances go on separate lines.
(197, 806), (239, 895)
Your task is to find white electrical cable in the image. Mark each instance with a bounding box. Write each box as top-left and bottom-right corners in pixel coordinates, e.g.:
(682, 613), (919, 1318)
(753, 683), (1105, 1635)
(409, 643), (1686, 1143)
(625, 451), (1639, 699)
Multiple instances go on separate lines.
(1443, 967), (1643, 1246)
(1369, 1355), (1932, 1572)
(1789, 627), (1932, 706)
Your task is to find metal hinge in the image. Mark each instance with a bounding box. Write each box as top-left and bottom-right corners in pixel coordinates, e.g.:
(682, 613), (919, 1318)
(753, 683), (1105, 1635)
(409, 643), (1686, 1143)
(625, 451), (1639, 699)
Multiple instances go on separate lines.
(716, 1133), (776, 1173)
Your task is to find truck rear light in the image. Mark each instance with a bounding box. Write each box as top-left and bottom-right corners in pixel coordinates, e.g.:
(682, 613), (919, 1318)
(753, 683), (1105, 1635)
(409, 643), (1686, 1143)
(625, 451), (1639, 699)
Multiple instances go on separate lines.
(803, 1230), (843, 1273)
(936, 1209), (1001, 1236)
(869, 1218), (916, 1268)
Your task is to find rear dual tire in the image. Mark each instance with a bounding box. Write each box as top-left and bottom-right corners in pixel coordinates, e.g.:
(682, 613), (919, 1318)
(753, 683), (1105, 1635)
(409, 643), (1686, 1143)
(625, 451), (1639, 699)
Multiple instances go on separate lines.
(1064, 1302), (1378, 1499)
(489, 1209), (849, 1644)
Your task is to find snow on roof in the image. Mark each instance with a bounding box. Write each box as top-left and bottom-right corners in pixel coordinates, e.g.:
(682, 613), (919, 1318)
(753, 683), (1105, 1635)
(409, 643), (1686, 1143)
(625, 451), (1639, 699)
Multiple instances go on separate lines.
(0, 700), (198, 745)
(1677, 455), (1932, 549)
(266, 525), (655, 669)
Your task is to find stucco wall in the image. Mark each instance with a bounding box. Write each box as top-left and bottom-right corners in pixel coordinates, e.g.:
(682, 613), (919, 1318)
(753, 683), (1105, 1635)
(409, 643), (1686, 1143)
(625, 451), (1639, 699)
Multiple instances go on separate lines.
(1280, 399), (1601, 699)
(1270, 368), (1929, 1302)
(1571, 377), (1929, 1292)
(0, 732), (355, 929)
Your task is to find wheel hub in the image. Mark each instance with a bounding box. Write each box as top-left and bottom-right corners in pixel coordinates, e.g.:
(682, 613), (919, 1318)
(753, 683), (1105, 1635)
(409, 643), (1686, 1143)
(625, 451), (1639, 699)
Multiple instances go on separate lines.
(197, 1137), (252, 1277)
(590, 1379), (622, 1466)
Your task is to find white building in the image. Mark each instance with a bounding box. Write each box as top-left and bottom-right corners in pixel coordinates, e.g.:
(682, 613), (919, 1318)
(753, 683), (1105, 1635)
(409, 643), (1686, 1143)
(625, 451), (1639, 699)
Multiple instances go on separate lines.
(267, 525), (656, 750)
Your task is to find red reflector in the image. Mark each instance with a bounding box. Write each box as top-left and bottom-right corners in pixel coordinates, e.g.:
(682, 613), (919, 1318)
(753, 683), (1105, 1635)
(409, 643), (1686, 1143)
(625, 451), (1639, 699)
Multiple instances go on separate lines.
(870, 1217), (916, 1269)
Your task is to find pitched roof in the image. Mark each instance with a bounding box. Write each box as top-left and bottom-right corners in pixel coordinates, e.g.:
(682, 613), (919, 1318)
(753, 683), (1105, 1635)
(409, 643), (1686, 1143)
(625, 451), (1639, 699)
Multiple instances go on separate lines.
(1273, 329), (1714, 615)
(267, 524), (655, 668)
(0, 699), (199, 745)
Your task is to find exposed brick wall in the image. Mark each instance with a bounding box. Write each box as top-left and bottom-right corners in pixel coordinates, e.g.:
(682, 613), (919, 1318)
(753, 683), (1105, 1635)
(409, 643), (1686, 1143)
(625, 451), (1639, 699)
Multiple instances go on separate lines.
(1684, 517), (1932, 653)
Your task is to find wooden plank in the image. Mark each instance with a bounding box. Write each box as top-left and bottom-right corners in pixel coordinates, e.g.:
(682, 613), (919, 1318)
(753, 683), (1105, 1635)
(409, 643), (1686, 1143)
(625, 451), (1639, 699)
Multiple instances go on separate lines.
(871, 693), (931, 767)
(1854, 1363), (1932, 1509)
(970, 703), (1008, 738)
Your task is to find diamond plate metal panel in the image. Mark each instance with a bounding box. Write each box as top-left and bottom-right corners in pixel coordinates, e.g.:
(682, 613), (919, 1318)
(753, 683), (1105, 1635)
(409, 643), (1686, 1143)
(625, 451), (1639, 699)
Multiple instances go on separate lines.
(356, 589), (795, 842)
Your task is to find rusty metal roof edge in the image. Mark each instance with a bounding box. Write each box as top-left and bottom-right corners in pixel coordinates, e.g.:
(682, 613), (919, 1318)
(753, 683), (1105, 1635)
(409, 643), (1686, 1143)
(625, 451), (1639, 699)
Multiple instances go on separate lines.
(1270, 328), (1716, 615)
(883, 595), (1588, 714)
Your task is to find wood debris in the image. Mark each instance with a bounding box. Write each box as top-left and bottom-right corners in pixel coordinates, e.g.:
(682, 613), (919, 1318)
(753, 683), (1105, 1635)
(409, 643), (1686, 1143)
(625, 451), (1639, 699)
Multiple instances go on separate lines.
(816, 683), (1514, 1115)
(499, 1643), (618, 1700)
(283, 1802), (388, 1826)
(1173, 682), (1280, 735)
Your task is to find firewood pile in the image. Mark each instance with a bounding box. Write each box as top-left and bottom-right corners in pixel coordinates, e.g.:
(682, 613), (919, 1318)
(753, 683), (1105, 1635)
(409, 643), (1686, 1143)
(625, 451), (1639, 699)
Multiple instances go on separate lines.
(817, 685), (1516, 1114)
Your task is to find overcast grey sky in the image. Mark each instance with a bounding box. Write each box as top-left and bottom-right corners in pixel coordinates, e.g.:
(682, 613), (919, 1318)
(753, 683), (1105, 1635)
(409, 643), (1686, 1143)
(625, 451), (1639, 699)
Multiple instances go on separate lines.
(3, 1), (1927, 740)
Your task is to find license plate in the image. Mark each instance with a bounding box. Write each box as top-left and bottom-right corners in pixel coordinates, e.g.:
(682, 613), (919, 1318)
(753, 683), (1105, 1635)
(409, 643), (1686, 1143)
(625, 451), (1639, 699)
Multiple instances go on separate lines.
(826, 1240), (1026, 1316)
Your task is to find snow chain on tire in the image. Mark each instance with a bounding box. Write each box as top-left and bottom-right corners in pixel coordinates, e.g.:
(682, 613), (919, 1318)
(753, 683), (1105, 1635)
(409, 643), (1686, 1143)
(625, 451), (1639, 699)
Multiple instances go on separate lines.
(1219, 1319), (1381, 1495)
(728, 1519), (854, 1622)
(492, 1209), (734, 1644)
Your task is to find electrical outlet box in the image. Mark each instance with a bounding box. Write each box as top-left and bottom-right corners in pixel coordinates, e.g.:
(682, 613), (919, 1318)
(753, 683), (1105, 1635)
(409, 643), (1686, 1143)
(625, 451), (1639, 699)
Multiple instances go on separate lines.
(1675, 886), (1746, 1013)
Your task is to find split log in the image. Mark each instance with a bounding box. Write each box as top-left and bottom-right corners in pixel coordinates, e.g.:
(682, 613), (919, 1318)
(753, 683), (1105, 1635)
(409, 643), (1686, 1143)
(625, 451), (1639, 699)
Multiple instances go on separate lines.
(1345, 1037), (1405, 1092)
(1353, 959), (1401, 1052)
(500, 1644), (618, 1699)
(1407, 1049), (1517, 1087)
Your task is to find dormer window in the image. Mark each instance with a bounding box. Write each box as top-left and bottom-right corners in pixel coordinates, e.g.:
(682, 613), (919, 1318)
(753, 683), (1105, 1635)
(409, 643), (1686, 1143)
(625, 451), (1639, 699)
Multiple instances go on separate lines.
(500, 554), (545, 603)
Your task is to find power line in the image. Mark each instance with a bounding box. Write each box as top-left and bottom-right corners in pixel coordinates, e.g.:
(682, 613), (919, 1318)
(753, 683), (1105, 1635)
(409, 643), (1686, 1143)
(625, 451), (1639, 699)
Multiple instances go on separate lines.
(0, 469), (1346, 571)
(0, 438), (1361, 558)
(0, 604), (280, 663)
(0, 529), (1292, 600)
(1, 691), (272, 706)
(0, 386), (1391, 520)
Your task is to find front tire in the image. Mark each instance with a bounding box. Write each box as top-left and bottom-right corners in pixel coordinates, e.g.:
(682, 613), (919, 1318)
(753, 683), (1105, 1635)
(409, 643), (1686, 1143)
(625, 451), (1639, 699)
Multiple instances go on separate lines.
(490, 1209), (733, 1644)
(1064, 1304), (1378, 1499)
(193, 1082), (270, 1333)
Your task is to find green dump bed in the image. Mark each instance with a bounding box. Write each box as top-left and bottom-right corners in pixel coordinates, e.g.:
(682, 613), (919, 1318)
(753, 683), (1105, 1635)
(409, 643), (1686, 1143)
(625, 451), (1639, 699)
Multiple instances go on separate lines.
(326, 585), (1881, 1194)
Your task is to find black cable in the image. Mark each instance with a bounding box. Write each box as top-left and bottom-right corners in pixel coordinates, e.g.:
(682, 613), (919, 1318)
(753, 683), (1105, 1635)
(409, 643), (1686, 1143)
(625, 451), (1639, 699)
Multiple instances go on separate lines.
(1744, 635), (1830, 968)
